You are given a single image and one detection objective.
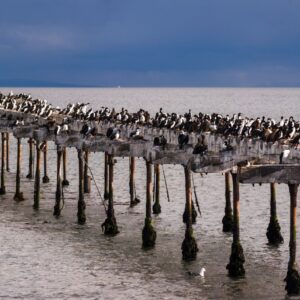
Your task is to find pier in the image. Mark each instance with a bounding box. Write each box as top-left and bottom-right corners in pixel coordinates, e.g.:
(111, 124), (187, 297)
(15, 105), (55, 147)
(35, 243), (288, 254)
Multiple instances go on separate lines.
(1, 93), (300, 295)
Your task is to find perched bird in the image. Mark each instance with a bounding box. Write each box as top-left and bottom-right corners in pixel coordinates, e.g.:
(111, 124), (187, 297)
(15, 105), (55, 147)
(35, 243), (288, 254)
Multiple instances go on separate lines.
(107, 127), (120, 140)
(153, 135), (167, 148)
(193, 136), (208, 155)
(130, 128), (140, 138)
(178, 131), (189, 149)
(279, 149), (290, 164)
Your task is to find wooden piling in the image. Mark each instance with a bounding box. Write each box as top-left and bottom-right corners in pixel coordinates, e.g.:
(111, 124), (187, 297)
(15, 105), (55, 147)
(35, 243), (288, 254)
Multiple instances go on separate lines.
(53, 147), (63, 217)
(14, 138), (25, 201)
(226, 170), (245, 277)
(0, 133), (6, 195)
(142, 160), (156, 248)
(285, 184), (300, 294)
(222, 172), (233, 232)
(62, 148), (69, 186)
(266, 183), (283, 245)
(33, 142), (41, 210)
(152, 164), (161, 214)
(104, 152), (109, 200)
(26, 138), (34, 179)
(6, 133), (9, 172)
(77, 149), (86, 224)
(84, 150), (91, 193)
(129, 157), (140, 207)
(101, 154), (119, 235)
(42, 141), (50, 183)
(181, 166), (198, 260)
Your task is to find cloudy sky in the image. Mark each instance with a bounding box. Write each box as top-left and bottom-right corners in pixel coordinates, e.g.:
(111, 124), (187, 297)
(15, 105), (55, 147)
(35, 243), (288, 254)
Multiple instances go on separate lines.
(1, 0), (300, 86)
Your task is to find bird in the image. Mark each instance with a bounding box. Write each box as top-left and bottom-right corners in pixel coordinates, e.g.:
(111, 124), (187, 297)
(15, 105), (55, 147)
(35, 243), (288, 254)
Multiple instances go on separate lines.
(178, 131), (189, 149)
(153, 135), (167, 148)
(280, 149), (290, 164)
(193, 136), (208, 155)
(106, 127), (120, 140)
(187, 267), (206, 277)
(130, 128), (140, 138)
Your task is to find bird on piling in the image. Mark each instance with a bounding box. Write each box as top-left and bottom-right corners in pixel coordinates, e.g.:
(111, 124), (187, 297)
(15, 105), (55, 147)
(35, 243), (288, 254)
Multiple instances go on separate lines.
(130, 128), (140, 138)
(280, 149), (291, 164)
(193, 136), (208, 155)
(178, 130), (189, 149)
(153, 135), (167, 149)
(106, 127), (120, 140)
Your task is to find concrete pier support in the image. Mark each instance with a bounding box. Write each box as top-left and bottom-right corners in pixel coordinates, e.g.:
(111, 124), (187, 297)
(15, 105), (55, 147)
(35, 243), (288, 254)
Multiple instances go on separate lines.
(284, 184), (300, 295)
(26, 138), (34, 179)
(53, 147), (63, 217)
(0, 133), (6, 195)
(222, 172), (233, 232)
(266, 183), (283, 245)
(42, 141), (50, 183)
(129, 157), (140, 207)
(77, 149), (86, 224)
(152, 164), (161, 214)
(33, 142), (41, 210)
(102, 154), (119, 235)
(181, 166), (198, 260)
(226, 171), (245, 277)
(104, 152), (109, 200)
(62, 148), (69, 186)
(14, 138), (25, 201)
(6, 133), (9, 172)
(142, 160), (156, 248)
(84, 150), (91, 193)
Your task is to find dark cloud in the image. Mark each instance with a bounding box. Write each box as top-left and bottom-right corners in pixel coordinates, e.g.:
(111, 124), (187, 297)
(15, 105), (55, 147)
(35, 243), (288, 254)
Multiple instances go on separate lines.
(0, 0), (300, 86)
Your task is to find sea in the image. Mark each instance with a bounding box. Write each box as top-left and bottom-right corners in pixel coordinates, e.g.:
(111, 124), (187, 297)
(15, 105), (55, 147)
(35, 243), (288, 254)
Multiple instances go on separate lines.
(0, 87), (300, 300)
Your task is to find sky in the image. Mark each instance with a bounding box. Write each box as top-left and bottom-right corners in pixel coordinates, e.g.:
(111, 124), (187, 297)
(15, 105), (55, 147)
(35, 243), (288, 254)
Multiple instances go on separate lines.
(0, 0), (300, 87)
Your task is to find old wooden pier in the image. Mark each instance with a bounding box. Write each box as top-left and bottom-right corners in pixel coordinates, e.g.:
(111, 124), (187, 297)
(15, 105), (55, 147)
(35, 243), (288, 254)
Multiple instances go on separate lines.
(1, 102), (300, 295)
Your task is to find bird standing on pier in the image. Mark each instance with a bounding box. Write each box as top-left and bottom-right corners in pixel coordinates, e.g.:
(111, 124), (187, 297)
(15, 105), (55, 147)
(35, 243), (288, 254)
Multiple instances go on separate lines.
(178, 130), (189, 149)
(280, 149), (291, 164)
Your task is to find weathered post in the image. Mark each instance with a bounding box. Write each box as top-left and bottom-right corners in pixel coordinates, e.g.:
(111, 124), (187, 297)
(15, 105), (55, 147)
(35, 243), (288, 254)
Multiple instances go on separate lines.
(222, 172), (233, 232)
(101, 154), (119, 235)
(104, 152), (109, 199)
(284, 184), (300, 295)
(77, 149), (86, 225)
(6, 133), (9, 172)
(33, 142), (41, 210)
(183, 200), (197, 224)
(226, 170), (245, 277)
(53, 147), (63, 217)
(62, 148), (69, 186)
(14, 138), (25, 201)
(129, 157), (140, 207)
(26, 138), (34, 179)
(42, 141), (50, 183)
(266, 183), (283, 245)
(181, 166), (198, 260)
(84, 150), (91, 193)
(0, 133), (6, 195)
(142, 160), (156, 248)
(152, 164), (161, 214)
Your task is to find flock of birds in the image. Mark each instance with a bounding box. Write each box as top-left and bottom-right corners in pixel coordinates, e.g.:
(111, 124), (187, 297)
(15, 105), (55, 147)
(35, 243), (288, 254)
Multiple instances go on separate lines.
(0, 92), (299, 157)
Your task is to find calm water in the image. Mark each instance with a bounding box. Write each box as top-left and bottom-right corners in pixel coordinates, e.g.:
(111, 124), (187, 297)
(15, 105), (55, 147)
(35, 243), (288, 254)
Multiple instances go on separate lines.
(1, 88), (300, 300)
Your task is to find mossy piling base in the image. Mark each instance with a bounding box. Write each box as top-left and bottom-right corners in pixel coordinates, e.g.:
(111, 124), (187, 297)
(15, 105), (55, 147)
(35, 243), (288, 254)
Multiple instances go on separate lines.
(102, 209), (119, 235)
(266, 216), (284, 245)
(226, 241), (245, 277)
(182, 227), (198, 261)
(142, 218), (156, 248)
